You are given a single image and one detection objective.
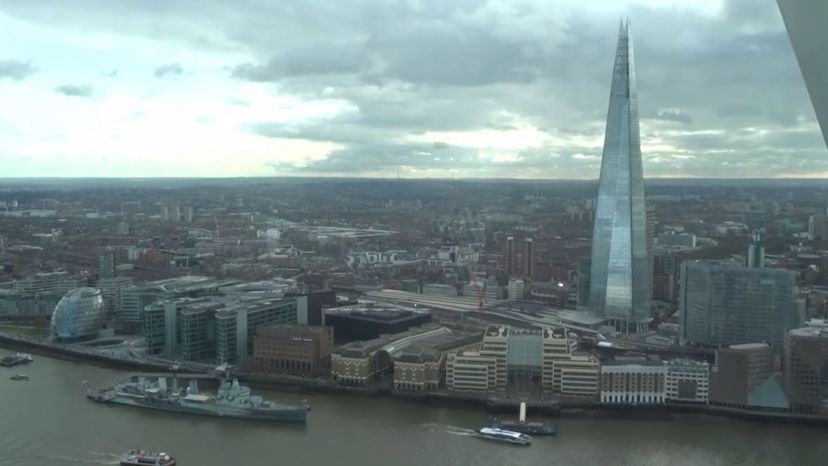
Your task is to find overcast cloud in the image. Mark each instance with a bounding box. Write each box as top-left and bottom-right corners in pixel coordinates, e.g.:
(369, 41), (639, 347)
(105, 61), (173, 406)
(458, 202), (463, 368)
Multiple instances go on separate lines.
(0, 0), (823, 178)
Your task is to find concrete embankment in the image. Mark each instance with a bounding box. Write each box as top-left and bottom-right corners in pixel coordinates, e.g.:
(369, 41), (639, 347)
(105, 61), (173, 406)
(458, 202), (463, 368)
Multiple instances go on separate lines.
(0, 333), (185, 372)
(3, 333), (828, 426)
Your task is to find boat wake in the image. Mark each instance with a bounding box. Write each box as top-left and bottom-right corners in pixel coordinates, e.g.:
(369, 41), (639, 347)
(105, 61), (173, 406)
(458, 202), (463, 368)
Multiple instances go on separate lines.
(445, 426), (476, 436)
(40, 453), (120, 465)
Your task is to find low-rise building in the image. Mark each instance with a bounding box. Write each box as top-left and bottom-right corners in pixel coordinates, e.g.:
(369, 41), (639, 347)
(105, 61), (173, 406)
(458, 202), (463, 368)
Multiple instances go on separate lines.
(665, 359), (710, 404)
(331, 340), (390, 386)
(600, 354), (666, 404)
(253, 324), (334, 374)
(393, 346), (443, 391)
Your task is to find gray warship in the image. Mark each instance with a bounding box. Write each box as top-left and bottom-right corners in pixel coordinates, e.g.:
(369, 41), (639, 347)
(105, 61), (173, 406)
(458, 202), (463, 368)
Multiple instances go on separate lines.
(87, 374), (308, 423)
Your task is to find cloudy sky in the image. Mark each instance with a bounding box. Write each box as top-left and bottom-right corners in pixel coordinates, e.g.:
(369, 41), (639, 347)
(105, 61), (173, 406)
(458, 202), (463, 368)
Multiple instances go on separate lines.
(0, 0), (824, 178)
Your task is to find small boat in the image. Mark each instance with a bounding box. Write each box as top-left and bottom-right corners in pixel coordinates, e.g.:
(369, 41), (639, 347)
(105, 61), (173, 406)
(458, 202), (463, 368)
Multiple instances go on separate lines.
(119, 449), (176, 466)
(0, 353), (33, 367)
(10, 374), (29, 381)
(473, 427), (532, 446)
(14, 353), (34, 364)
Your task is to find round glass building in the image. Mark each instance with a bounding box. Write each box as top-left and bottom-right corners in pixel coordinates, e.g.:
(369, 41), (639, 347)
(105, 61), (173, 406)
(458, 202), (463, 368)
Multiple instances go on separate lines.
(51, 287), (105, 342)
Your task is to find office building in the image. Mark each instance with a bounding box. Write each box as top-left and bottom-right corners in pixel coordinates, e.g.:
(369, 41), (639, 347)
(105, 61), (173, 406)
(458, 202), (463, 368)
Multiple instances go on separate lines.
(144, 301), (177, 356)
(97, 276), (132, 315)
(576, 256), (591, 308)
(214, 299), (299, 365)
(784, 322), (828, 414)
(709, 343), (774, 408)
(445, 351), (498, 392)
(747, 229), (765, 268)
(118, 285), (161, 326)
(600, 354), (666, 404)
(507, 278), (525, 301)
(652, 250), (680, 302)
(253, 324), (334, 374)
(15, 271), (81, 296)
(0, 289), (62, 319)
(505, 236), (515, 276)
(557, 354), (601, 397)
(480, 325), (509, 389)
(589, 21), (651, 333)
(523, 238), (534, 278)
(289, 289), (336, 326)
(143, 293), (298, 362)
(51, 287), (106, 342)
(664, 359), (709, 404)
(98, 249), (115, 280)
(541, 326), (578, 393)
(808, 214), (828, 240)
(679, 261), (803, 350)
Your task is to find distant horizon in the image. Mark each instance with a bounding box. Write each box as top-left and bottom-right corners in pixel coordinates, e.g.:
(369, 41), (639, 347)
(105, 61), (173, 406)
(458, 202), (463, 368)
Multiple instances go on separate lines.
(1, 175), (828, 183)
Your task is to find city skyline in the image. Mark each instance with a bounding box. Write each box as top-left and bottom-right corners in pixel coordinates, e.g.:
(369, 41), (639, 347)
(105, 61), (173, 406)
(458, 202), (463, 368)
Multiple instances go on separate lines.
(0, 0), (825, 179)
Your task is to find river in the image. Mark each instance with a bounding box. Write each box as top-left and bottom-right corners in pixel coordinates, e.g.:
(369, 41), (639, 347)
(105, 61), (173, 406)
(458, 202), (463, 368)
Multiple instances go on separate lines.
(1, 354), (826, 466)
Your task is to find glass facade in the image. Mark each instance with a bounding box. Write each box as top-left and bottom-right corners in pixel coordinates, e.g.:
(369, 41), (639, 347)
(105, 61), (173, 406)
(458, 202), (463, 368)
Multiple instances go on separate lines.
(589, 20), (651, 331)
(51, 287), (105, 342)
(679, 262), (803, 350)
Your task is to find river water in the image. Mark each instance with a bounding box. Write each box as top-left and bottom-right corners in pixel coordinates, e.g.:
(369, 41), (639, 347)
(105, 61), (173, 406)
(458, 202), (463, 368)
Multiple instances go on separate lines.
(1, 354), (827, 466)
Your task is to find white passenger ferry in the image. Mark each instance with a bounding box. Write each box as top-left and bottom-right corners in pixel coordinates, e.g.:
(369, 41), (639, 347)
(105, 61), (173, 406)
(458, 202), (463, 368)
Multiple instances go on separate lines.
(473, 427), (532, 446)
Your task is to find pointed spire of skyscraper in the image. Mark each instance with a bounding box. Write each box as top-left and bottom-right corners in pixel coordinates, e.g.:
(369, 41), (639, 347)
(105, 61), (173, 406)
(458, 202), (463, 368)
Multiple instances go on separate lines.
(588, 19), (650, 333)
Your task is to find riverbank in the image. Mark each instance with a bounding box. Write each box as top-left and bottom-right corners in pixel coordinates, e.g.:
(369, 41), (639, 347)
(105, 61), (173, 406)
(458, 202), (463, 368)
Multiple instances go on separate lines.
(2, 331), (827, 427)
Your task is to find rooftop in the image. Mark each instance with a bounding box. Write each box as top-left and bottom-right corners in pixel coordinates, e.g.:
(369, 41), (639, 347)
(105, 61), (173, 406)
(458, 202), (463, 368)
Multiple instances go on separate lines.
(789, 326), (828, 338)
(335, 324), (479, 359)
(557, 310), (607, 326)
(729, 343), (771, 351)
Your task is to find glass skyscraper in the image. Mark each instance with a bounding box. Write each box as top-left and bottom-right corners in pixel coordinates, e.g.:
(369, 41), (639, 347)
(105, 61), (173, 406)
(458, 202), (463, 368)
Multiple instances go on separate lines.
(589, 20), (651, 332)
